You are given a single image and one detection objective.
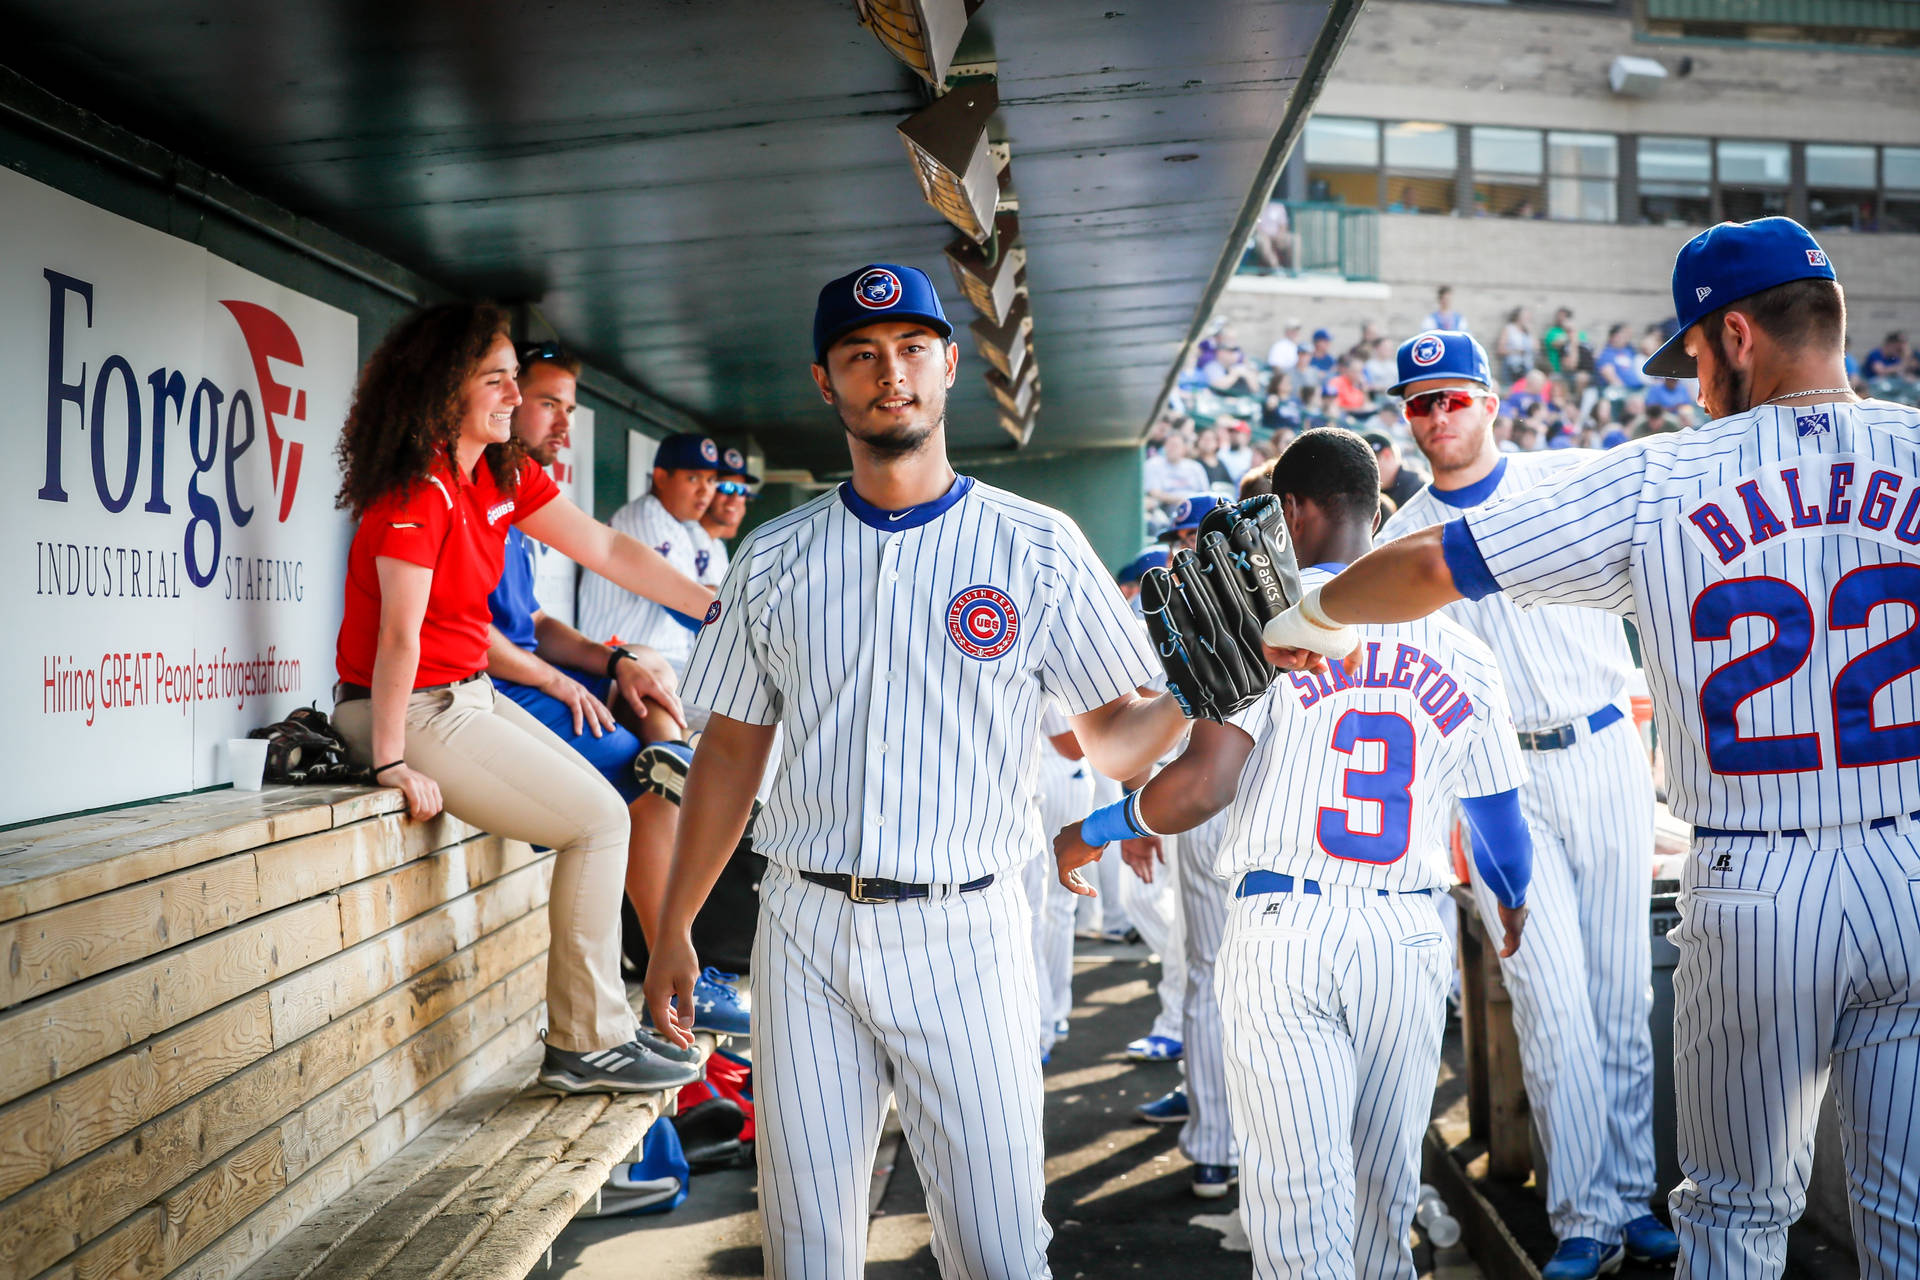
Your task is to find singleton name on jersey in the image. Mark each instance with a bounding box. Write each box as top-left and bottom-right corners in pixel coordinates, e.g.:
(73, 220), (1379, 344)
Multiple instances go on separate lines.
(1283, 640), (1478, 737)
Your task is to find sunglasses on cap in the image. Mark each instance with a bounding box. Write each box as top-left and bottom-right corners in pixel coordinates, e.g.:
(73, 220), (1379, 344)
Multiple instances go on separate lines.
(1401, 389), (1484, 419)
(716, 481), (754, 498)
(517, 341), (568, 365)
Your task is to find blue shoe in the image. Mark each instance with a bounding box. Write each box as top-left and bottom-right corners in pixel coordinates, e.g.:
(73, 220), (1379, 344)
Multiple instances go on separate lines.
(1125, 1034), (1183, 1062)
(1191, 1163), (1238, 1199)
(1133, 1087), (1189, 1125)
(1053, 1018), (1071, 1041)
(1623, 1215), (1680, 1265)
(1542, 1238), (1624, 1280)
(1041, 1048), (1052, 1065)
(644, 967), (751, 1037)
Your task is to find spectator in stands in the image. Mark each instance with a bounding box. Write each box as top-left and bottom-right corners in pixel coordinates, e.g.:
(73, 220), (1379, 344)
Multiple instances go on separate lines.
(1253, 201), (1292, 272)
(1424, 285), (1468, 333)
(1542, 307), (1585, 375)
(577, 434), (722, 688)
(1512, 421), (1540, 451)
(1194, 427), (1237, 490)
(1219, 421), (1255, 479)
(1306, 329), (1339, 379)
(1202, 339), (1263, 396)
(1144, 429), (1209, 519)
(1362, 337), (1398, 392)
(1673, 404), (1698, 431)
(1362, 430), (1428, 509)
(1595, 324), (1646, 391)
(1326, 355), (1372, 416)
(1298, 382), (1333, 430)
(1864, 331), (1915, 379)
(1495, 307), (1535, 381)
(330, 302), (713, 1092)
(1267, 320), (1303, 372)
(1502, 368), (1553, 419)
(1262, 370), (1304, 434)
(1644, 376), (1695, 413)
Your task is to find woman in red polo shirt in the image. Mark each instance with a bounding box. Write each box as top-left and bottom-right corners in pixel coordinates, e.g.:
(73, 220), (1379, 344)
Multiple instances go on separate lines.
(331, 302), (714, 1094)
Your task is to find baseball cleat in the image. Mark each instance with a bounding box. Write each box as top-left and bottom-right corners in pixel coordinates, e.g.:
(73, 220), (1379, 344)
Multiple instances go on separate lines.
(1541, 1238), (1624, 1280)
(1133, 1087), (1190, 1125)
(1052, 1018), (1071, 1040)
(1125, 1034), (1183, 1062)
(1191, 1164), (1238, 1198)
(1622, 1215), (1680, 1265)
(642, 967), (750, 1038)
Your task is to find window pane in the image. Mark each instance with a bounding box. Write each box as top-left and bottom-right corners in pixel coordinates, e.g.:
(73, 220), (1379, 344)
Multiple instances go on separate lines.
(1386, 174), (1457, 214)
(1639, 182), (1712, 226)
(1305, 117), (1379, 168)
(1724, 187), (1788, 222)
(1639, 136), (1711, 184)
(1805, 144), (1875, 189)
(1473, 179), (1543, 218)
(1472, 127), (1542, 176)
(1806, 189), (1875, 231)
(1307, 168), (1378, 208)
(1548, 132), (1618, 179)
(1886, 195), (1920, 234)
(1384, 122), (1457, 171)
(1548, 176), (1616, 222)
(1886, 147), (1920, 192)
(1717, 140), (1790, 186)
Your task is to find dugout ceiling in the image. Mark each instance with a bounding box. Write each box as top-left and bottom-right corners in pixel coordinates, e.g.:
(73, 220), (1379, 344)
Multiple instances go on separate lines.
(0, 0), (1356, 476)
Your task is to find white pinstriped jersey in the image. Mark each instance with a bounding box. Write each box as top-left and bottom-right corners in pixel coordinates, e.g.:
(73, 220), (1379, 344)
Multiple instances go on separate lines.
(1381, 451), (1637, 732)
(1462, 400), (1920, 832)
(576, 493), (705, 665)
(1219, 569), (1528, 889)
(689, 522), (730, 587)
(682, 476), (1157, 883)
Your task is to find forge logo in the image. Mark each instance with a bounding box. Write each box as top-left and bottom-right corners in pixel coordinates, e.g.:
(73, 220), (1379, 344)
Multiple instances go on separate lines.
(36, 270), (319, 589)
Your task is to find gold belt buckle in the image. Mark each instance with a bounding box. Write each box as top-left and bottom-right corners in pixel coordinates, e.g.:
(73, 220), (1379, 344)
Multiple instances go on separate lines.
(848, 874), (886, 904)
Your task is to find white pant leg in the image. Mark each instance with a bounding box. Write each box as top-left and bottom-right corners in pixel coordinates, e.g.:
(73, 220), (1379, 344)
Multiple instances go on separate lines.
(1471, 784), (1618, 1241)
(1035, 759), (1096, 1033)
(754, 869), (897, 1280)
(1219, 889), (1449, 1280)
(1022, 850), (1060, 1054)
(1123, 833), (1187, 1043)
(1179, 810), (1237, 1166)
(1544, 722), (1659, 1224)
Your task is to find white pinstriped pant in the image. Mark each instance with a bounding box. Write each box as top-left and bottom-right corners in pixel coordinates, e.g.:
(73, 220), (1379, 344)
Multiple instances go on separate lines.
(1218, 885), (1450, 1279)
(1122, 831), (1187, 1044)
(751, 866), (1052, 1280)
(1178, 809), (1237, 1167)
(1464, 715), (1657, 1241)
(1671, 824), (1920, 1280)
(1023, 754), (1095, 1053)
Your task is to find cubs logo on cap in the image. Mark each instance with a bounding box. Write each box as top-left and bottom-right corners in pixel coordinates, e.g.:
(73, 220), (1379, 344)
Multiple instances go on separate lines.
(946, 586), (1020, 661)
(653, 432), (724, 473)
(1644, 216), (1838, 379)
(700, 438), (718, 463)
(1389, 331), (1492, 397)
(854, 267), (903, 309)
(1158, 494), (1224, 542)
(724, 448), (744, 470)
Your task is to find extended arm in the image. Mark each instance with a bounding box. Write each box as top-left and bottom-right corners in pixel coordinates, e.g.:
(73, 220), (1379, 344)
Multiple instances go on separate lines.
(1067, 691), (1189, 782)
(517, 495), (715, 619)
(531, 612), (686, 728)
(1261, 523), (1470, 665)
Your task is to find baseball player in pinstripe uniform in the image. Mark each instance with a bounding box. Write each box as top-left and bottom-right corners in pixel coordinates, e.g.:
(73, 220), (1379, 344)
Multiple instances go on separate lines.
(643, 263), (1189, 1279)
(1025, 701), (1095, 1059)
(1262, 218), (1920, 1280)
(1378, 331), (1676, 1279)
(1057, 427), (1536, 1279)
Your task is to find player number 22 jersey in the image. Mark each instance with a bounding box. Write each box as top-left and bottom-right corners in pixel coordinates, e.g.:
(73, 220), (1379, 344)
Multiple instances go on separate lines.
(1217, 569), (1528, 890)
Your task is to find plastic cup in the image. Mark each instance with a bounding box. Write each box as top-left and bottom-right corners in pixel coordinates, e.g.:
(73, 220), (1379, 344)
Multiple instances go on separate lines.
(1427, 1213), (1462, 1249)
(228, 738), (270, 791)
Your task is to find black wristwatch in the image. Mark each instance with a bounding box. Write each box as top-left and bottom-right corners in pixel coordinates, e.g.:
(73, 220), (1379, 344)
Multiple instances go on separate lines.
(605, 646), (637, 680)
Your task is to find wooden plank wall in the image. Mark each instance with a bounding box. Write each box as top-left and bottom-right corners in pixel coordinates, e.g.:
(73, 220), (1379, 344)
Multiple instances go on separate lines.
(0, 787), (555, 1280)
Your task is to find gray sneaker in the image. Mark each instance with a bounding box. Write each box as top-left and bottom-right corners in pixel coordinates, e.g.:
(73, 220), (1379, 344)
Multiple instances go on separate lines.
(539, 1037), (702, 1093)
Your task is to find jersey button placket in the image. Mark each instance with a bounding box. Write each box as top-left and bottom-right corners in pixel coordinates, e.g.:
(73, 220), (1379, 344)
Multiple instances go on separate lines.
(863, 535), (903, 877)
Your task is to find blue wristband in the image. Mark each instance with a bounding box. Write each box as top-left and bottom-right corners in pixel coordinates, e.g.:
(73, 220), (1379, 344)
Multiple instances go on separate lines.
(1080, 797), (1145, 848)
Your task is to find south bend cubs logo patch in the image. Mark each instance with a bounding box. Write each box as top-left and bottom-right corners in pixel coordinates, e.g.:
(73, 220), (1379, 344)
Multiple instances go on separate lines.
(854, 268), (903, 309)
(946, 586), (1019, 660)
(1409, 334), (1445, 366)
(699, 437), (719, 463)
(724, 447), (745, 470)
(703, 601), (723, 626)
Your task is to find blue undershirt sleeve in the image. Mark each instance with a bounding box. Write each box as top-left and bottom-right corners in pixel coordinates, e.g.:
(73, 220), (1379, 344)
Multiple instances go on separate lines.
(1459, 788), (1532, 910)
(1440, 518), (1502, 602)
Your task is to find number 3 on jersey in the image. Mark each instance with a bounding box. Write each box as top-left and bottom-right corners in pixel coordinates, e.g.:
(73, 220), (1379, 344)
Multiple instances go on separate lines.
(1691, 564), (1920, 774)
(1317, 710), (1416, 863)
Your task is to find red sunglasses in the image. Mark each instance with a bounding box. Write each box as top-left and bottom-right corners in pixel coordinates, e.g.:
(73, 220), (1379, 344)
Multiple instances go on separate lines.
(1401, 389), (1483, 419)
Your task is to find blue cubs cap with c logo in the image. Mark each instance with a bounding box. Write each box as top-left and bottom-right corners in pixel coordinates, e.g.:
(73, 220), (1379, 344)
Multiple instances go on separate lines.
(813, 263), (955, 363)
(1117, 547), (1170, 584)
(719, 446), (761, 485)
(1643, 216), (1837, 379)
(1389, 330), (1493, 397)
(652, 433), (723, 472)
(1158, 494), (1225, 542)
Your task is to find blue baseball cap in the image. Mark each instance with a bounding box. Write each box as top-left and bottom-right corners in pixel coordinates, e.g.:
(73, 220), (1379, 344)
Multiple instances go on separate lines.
(1311, 328), (1333, 343)
(1117, 547), (1170, 584)
(1158, 494), (1225, 542)
(653, 433), (722, 472)
(813, 264), (954, 364)
(719, 446), (760, 486)
(1388, 330), (1494, 397)
(1643, 217), (1837, 379)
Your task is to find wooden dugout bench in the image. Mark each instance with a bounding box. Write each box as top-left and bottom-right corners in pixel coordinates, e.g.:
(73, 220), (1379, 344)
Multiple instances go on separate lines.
(0, 785), (700, 1280)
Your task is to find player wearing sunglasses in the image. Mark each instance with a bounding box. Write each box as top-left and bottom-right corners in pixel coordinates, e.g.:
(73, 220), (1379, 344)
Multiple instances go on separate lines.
(691, 447), (759, 588)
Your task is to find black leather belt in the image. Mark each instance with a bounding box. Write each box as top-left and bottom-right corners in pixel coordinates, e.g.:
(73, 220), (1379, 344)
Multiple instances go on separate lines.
(1695, 808), (1920, 841)
(335, 672), (486, 703)
(799, 870), (995, 903)
(1516, 703), (1625, 751)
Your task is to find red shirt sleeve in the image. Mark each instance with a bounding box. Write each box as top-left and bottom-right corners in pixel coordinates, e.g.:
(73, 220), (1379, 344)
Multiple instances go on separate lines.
(368, 474), (456, 568)
(512, 457), (561, 523)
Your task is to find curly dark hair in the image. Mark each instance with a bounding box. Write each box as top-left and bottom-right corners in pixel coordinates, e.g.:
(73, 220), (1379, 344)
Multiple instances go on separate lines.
(336, 302), (527, 517)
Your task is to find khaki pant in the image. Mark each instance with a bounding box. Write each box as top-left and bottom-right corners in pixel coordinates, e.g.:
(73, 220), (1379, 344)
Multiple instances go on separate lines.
(333, 676), (637, 1053)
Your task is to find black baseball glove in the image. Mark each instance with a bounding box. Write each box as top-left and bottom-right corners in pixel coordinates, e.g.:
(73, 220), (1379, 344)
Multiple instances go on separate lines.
(1140, 493), (1306, 722)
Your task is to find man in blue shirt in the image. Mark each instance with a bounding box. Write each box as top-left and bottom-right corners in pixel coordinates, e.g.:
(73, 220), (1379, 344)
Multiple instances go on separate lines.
(486, 344), (748, 1036)
(1593, 324), (1645, 391)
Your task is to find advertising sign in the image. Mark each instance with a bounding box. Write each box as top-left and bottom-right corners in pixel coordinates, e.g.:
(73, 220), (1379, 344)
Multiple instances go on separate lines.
(2, 168), (359, 824)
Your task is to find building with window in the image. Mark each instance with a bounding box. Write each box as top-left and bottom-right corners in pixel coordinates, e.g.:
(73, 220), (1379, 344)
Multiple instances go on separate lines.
(1219, 0), (1920, 361)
